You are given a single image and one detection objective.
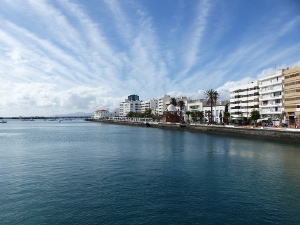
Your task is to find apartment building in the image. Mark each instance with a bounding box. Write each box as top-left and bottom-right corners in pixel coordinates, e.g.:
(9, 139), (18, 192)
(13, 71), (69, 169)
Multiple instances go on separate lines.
(141, 99), (158, 114)
(229, 81), (259, 119)
(158, 94), (171, 115)
(119, 94), (142, 117)
(283, 66), (300, 126)
(258, 69), (285, 125)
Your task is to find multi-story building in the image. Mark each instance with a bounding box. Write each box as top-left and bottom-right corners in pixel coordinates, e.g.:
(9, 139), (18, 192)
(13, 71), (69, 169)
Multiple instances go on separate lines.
(158, 94), (171, 115)
(283, 66), (300, 126)
(229, 81), (259, 119)
(141, 99), (158, 114)
(119, 94), (142, 117)
(165, 96), (190, 111)
(258, 69), (285, 125)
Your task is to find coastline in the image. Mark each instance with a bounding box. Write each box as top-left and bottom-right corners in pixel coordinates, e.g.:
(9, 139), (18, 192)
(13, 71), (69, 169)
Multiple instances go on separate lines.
(87, 119), (300, 144)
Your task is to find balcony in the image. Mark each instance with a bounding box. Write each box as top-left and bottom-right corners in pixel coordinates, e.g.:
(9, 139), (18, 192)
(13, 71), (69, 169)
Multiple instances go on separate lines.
(260, 103), (282, 107)
(259, 80), (282, 88)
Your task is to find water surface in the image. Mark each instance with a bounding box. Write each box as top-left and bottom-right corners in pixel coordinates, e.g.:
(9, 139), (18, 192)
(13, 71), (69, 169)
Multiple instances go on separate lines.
(0, 120), (299, 224)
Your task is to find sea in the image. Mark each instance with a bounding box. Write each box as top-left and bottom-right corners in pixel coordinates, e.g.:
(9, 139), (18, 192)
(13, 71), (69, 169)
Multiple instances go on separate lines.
(0, 119), (299, 225)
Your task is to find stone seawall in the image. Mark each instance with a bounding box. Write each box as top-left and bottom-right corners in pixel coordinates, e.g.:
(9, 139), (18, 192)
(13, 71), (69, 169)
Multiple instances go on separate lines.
(88, 119), (300, 144)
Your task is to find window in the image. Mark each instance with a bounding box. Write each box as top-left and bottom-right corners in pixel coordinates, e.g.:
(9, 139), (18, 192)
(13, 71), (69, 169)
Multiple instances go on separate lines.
(274, 92), (281, 97)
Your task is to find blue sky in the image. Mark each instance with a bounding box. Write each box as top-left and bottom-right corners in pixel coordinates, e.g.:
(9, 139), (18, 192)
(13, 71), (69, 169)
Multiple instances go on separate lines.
(0, 0), (299, 116)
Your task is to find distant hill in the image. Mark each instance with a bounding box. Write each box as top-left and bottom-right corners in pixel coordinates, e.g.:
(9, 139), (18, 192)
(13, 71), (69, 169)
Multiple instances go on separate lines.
(54, 112), (93, 117)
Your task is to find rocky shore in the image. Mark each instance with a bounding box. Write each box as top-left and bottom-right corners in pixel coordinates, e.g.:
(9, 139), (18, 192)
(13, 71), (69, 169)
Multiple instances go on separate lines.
(87, 119), (300, 144)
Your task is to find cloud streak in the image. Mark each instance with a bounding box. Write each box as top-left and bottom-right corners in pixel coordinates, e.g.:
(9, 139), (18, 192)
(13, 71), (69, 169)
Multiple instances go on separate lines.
(0, 0), (299, 116)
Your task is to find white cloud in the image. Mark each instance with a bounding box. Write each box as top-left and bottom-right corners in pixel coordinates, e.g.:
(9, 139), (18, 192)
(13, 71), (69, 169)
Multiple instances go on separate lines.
(0, 0), (299, 116)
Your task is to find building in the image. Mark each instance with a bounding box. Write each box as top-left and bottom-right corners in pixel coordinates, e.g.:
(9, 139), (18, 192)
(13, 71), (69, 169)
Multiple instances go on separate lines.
(119, 94), (142, 117)
(186, 100), (204, 112)
(283, 66), (300, 126)
(229, 81), (259, 119)
(203, 101), (229, 123)
(258, 69), (285, 125)
(93, 110), (111, 119)
(163, 104), (180, 123)
(141, 99), (158, 114)
(128, 94), (139, 101)
(158, 94), (171, 115)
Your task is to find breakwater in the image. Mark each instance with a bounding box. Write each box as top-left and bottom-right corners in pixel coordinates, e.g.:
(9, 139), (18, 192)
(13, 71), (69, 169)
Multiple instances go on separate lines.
(88, 119), (300, 144)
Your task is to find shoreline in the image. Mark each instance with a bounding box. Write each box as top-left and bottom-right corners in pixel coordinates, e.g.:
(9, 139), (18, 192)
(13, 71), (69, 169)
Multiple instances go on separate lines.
(87, 119), (300, 144)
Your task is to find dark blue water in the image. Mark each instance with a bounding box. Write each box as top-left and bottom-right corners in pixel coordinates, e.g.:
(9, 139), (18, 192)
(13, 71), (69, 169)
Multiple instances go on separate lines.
(0, 120), (299, 224)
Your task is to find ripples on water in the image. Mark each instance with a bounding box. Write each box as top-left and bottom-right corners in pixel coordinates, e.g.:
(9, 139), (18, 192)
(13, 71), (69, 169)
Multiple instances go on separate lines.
(0, 120), (299, 224)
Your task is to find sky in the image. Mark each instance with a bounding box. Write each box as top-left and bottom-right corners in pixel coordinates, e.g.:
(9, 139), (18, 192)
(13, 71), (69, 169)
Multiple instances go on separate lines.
(0, 0), (300, 116)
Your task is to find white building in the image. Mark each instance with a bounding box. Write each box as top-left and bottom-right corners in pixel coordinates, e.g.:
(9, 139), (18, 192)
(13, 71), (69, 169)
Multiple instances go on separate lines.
(229, 81), (260, 119)
(141, 99), (158, 114)
(93, 110), (112, 119)
(119, 94), (142, 117)
(258, 69), (285, 124)
(203, 101), (229, 123)
(158, 94), (171, 115)
(186, 100), (204, 112)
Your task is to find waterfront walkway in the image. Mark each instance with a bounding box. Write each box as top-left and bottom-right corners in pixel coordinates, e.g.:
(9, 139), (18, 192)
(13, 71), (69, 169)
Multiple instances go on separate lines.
(87, 118), (300, 144)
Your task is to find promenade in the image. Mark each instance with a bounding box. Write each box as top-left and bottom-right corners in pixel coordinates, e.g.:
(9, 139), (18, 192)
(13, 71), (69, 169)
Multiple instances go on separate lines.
(87, 118), (300, 144)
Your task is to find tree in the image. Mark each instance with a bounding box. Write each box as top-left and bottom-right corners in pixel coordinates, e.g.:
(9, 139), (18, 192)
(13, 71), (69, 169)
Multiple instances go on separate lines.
(205, 89), (219, 124)
(185, 111), (191, 123)
(191, 111), (204, 123)
(219, 111), (223, 123)
(196, 111), (204, 123)
(170, 97), (177, 106)
(177, 100), (185, 123)
(249, 109), (260, 125)
(223, 112), (230, 124)
(144, 109), (153, 118)
(126, 111), (134, 117)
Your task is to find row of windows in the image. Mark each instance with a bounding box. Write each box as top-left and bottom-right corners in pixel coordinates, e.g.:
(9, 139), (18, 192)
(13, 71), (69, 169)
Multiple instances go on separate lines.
(232, 93), (259, 98)
(284, 89), (300, 94)
(285, 105), (300, 109)
(284, 73), (300, 79)
(262, 99), (281, 104)
(285, 81), (300, 87)
(231, 105), (259, 110)
(231, 100), (259, 104)
(232, 87), (259, 93)
(285, 97), (300, 102)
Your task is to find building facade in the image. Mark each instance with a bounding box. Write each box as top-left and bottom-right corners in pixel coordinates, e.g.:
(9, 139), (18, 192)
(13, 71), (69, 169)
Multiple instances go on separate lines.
(258, 69), (285, 125)
(186, 100), (204, 112)
(229, 81), (259, 119)
(141, 99), (158, 114)
(119, 94), (142, 117)
(93, 110), (111, 119)
(203, 101), (229, 123)
(283, 66), (300, 126)
(158, 94), (171, 115)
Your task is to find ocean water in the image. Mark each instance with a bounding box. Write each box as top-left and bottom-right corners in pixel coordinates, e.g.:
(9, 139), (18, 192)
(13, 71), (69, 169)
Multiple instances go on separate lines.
(0, 120), (299, 225)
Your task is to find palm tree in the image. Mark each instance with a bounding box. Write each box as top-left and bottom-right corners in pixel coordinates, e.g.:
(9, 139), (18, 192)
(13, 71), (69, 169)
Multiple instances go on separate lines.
(185, 111), (191, 123)
(205, 89), (219, 124)
(177, 100), (185, 123)
(170, 97), (177, 106)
